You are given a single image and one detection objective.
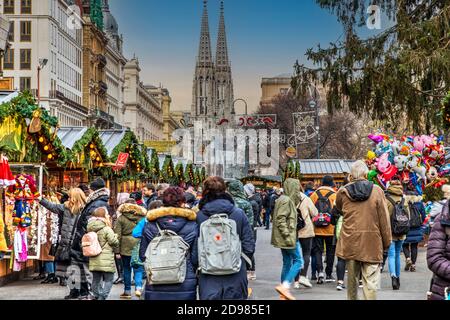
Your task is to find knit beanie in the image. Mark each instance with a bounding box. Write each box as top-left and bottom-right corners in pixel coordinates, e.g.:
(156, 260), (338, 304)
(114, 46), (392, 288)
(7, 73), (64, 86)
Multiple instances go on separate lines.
(90, 178), (106, 191)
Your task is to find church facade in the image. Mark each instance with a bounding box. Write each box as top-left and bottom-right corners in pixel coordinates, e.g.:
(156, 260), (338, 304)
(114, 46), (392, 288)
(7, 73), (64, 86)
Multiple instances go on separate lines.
(191, 0), (234, 123)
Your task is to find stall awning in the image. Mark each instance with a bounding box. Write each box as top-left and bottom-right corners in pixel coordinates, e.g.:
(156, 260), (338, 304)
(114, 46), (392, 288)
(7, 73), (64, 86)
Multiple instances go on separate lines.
(99, 130), (127, 157)
(57, 127), (88, 150)
(297, 159), (356, 175)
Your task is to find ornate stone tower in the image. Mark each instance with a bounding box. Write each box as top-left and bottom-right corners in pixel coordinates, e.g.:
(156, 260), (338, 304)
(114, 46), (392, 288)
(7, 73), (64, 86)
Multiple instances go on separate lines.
(191, 0), (216, 119)
(215, 0), (234, 118)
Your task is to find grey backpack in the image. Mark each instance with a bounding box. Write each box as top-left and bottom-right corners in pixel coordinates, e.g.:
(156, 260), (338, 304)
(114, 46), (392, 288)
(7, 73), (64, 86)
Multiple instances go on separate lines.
(198, 214), (246, 275)
(144, 224), (190, 285)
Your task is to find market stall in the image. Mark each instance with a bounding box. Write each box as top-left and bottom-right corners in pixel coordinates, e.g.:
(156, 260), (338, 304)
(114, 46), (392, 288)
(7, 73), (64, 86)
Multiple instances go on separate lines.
(99, 129), (149, 204)
(54, 127), (110, 189)
(241, 175), (282, 190)
(0, 92), (65, 284)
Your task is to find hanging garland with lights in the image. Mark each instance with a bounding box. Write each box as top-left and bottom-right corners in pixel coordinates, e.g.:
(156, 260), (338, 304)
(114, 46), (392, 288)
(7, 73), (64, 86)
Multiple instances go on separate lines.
(110, 130), (148, 181)
(184, 163), (195, 186)
(283, 160), (302, 181)
(200, 167), (206, 185)
(0, 92), (68, 166)
(149, 149), (160, 182)
(175, 162), (184, 184)
(68, 127), (109, 172)
(161, 155), (177, 185)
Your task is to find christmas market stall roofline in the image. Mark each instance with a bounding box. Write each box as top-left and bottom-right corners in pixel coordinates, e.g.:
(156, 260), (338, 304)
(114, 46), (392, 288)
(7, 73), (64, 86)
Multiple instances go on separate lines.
(0, 92), (69, 166)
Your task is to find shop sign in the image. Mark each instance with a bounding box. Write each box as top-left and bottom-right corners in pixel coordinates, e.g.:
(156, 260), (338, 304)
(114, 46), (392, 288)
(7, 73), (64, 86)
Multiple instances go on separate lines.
(113, 152), (129, 170)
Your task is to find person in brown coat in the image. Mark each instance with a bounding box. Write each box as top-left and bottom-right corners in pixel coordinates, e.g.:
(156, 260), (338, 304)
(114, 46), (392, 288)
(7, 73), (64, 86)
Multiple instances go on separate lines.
(335, 161), (392, 300)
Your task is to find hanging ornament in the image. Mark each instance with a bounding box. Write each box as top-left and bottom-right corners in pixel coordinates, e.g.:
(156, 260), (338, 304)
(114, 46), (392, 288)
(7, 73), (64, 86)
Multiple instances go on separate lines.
(38, 137), (44, 144)
(28, 109), (42, 134)
(47, 154), (53, 160)
(90, 144), (95, 149)
(44, 145), (50, 151)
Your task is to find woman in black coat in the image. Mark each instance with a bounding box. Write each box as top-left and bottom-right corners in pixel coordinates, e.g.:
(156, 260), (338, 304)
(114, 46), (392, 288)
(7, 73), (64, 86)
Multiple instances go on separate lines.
(139, 187), (198, 300)
(197, 177), (255, 300)
(70, 178), (110, 300)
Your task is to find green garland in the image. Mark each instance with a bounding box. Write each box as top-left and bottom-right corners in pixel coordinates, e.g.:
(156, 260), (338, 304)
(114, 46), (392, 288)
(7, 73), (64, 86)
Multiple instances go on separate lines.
(175, 162), (184, 184)
(200, 167), (206, 184)
(184, 163), (195, 186)
(110, 130), (147, 180)
(149, 149), (160, 181)
(69, 127), (110, 171)
(161, 155), (176, 185)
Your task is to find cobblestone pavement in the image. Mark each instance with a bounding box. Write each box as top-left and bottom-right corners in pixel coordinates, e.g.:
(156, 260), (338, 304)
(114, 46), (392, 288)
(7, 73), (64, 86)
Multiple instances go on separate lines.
(0, 228), (432, 300)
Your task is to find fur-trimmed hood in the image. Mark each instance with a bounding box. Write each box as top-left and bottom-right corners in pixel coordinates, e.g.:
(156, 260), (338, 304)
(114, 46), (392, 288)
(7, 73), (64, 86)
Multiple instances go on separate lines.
(86, 187), (110, 205)
(118, 203), (147, 216)
(147, 207), (197, 222)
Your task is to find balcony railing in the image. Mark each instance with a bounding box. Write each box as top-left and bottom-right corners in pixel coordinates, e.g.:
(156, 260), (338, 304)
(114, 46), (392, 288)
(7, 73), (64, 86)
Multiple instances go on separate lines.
(49, 90), (87, 115)
(98, 80), (108, 95)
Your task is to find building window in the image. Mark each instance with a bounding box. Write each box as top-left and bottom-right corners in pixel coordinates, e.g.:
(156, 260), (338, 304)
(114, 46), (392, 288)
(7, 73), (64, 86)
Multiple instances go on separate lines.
(8, 21), (14, 42)
(3, 0), (14, 14)
(280, 88), (289, 95)
(3, 48), (13, 69)
(20, 21), (31, 42)
(20, 77), (31, 91)
(21, 0), (31, 14)
(20, 49), (31, 69)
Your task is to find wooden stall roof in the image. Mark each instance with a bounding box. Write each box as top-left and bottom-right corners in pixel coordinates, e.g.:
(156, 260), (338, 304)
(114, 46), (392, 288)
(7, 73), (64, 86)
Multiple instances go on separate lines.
(296, 159), (356, 176)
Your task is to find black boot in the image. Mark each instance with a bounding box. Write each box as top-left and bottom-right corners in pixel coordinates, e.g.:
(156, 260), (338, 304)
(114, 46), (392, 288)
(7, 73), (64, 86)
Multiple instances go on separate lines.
(41, 274), (51, 284)
(59, 277), (67, 287)
(392, 276), (400, 290)
(65, 289), (80, 300)
(47, 274), (58, 284)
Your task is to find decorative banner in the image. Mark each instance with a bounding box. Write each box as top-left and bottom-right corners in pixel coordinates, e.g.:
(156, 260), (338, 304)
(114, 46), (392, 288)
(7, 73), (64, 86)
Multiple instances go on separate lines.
(113, 152), (129, 171)
(234, 114), (277, 128)
(292, 111), (318, 145)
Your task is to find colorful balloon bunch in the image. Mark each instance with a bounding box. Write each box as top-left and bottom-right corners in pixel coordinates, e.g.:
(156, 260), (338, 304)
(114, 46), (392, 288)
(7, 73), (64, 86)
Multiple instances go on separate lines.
(366, 134), (449, 194)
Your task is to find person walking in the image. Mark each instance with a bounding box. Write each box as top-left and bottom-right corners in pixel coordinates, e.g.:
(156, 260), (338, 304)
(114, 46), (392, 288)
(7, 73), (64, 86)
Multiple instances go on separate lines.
(385, 180), (409, 290)
(427, 184), (450, 300)
(294, 187), (318, 289)
(39, 188), (86, 298)
(139, 187), (198, 300)
(87, 207), (119, 300)
(262, 189), (273, 230)
(304, 182), (316, 197)
(335, 161), (392, 300)
(112, 193), (130, 285)
(197, 177), (255, 300)
(71, 178), (111, 300)
(310, 176), (337, 284)
(271, 178), (304, 300)
(244, 183), (260, 280)
(227, 180), (256, 280)
(114, 201), (147, 299)
(403, 190), (426, 273)
(142, 184), (157, 209)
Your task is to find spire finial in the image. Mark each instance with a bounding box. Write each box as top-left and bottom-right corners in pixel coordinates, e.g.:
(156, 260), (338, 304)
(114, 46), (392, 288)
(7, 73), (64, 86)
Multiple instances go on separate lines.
(220, 0), (224, 12)
(203, 0), (207, 7)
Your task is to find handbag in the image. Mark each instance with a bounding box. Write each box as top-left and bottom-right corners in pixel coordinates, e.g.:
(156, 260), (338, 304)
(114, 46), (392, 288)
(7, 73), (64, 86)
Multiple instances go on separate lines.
(296, 197), (306, 231)
(49, 243), (58, 257)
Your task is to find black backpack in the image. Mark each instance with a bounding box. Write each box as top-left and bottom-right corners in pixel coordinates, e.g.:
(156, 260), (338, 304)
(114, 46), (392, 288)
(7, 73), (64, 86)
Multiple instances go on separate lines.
(313, 191), (334, 228)
(408, 202), (422, 228)
(386, 195), (410, 236)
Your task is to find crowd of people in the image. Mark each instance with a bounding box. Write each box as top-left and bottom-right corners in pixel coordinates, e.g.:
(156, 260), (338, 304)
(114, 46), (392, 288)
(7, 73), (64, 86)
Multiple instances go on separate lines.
(271, 160), (450, 301)
(31, 161), (450, 300)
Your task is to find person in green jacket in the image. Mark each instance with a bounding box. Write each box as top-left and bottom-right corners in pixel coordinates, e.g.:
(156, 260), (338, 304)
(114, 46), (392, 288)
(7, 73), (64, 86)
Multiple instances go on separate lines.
(87, 207), (119, 300)
(271, 178), (304, 300)
(227, 180), (256, 280)
(114, 202), (147, 299)
(227, 180), (254, 226)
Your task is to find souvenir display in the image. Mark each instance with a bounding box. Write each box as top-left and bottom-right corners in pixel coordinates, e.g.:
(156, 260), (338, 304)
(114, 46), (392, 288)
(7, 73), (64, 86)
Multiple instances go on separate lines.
(366, 134), (448, 194)
(0, 155), (15, 188)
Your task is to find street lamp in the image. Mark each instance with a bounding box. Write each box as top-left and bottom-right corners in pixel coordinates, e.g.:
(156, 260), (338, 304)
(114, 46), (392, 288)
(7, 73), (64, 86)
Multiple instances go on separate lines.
(37, 58), (48, 107)
(233, 98), (249, 177)
(308, 91), (320, 159)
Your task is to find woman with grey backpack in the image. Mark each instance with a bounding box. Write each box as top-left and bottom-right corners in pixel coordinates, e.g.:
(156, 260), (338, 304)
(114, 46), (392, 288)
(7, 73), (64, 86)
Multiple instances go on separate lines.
(139, 187), (198, 300)
(196, 177), (255, 300)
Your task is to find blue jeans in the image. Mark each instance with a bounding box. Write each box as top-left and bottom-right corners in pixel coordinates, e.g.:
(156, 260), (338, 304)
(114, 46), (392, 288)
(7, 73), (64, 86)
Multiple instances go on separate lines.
(280, 241), (304, 285)
(122, 255), (144, 292)
(388, 240), (404, 278)
(44, 261), (54, 274)
(264, 209), (271, 229)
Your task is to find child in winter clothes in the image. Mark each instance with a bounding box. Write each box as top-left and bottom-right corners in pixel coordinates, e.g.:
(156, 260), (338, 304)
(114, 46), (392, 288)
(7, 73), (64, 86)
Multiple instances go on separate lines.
(87, 207), (119, 300)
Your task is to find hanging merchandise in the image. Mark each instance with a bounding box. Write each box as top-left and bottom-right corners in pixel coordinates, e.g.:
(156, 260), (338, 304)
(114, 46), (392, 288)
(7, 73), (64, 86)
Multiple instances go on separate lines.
(0, 155), (15, 188)
(0, 209), (8, 252)
(13, 228), (28, 271)
(7, 174), (40, 228)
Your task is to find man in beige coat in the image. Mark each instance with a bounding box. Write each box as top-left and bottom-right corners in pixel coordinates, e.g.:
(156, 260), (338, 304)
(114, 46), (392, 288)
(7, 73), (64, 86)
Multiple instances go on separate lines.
(335, 161), (392, 300)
